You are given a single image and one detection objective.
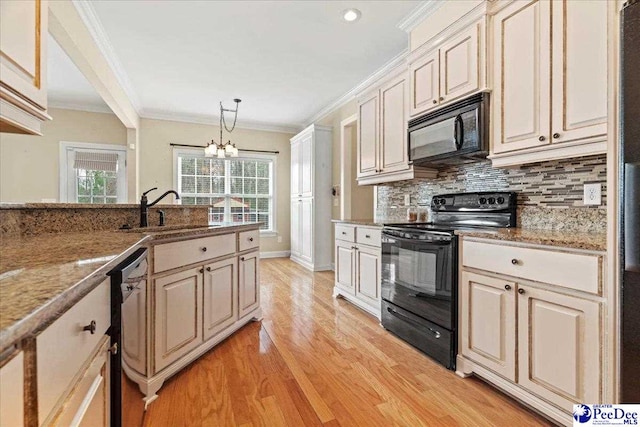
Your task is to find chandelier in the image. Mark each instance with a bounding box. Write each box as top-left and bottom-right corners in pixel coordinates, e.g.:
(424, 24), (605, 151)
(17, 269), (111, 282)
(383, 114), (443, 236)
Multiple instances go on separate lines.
(205, 98), (241, 158)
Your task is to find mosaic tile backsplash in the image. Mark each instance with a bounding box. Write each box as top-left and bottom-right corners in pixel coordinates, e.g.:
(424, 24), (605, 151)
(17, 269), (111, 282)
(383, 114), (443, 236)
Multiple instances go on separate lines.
(376, 154), (607, 233)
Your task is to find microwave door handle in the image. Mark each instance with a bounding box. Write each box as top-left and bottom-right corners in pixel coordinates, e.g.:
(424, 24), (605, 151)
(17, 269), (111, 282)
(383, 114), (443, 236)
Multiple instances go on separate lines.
(454, 114), (464, 150)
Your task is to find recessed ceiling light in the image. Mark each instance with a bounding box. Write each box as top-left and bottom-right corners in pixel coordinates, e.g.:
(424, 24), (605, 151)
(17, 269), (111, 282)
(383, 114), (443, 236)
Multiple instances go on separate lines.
(342, 8), (361, 23)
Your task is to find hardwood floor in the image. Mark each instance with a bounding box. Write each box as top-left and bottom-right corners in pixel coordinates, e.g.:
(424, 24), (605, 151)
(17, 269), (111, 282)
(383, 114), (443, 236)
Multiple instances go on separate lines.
(142, 258), (552, 426)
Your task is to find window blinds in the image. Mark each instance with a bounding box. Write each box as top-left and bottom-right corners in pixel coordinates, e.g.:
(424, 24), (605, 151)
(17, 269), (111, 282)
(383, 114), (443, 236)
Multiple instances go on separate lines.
(73, 151), (119, 172)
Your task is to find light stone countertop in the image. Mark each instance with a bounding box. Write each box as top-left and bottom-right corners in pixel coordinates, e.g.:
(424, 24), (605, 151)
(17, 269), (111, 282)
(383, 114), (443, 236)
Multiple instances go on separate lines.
(455, 228), (606, 252)
(331, 219), (385, 227)
(0, 223), (261, 354)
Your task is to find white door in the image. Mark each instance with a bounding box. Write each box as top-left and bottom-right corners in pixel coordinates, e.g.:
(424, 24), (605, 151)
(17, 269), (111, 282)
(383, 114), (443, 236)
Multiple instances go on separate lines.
(492, 0), (551, 154)
(517, 285), (601, 412)
(290, 198), (301, 258)
(122, 283), (146, 375)
(380, 74), (410, 174)
(203, 257), (237, 341)
(439, 23), (479, 103)
(335, 240), (355, 294)
(409, 50), (440, 116)
(300, 134), (314, 198)
(300, 198), (314, 262)
(154, 268), (203, 373)
(239, 251), (260, 318)
(357, 91), (379, 178)
(355, 245), (381, 308)
(290, 140), (301, 197)
(551, 0), (608, 144)
(460, 271), (516, 381)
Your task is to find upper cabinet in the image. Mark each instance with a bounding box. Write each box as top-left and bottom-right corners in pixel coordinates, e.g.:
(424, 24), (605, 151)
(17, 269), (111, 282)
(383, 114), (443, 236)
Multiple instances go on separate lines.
(489, 0), (609, 167)
(356, 67), (436, 186)
(0, 0), (51, 135)
(409, 19), (486, 117)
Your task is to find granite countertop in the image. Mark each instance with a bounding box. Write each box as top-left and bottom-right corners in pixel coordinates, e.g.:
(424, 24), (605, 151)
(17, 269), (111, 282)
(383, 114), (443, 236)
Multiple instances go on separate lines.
(0, 222), (261, 353)
(455, 228), (607, 252)
(331, 219), (385, 227)
(0, 202), (208, 209)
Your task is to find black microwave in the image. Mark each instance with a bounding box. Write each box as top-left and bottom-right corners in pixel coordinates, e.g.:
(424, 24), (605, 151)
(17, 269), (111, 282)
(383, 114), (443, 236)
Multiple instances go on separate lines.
(408, 92), (489, 166)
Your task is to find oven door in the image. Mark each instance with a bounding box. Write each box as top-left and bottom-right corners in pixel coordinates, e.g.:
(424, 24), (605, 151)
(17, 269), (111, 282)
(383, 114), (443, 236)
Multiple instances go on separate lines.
(381, 233), (456, 330)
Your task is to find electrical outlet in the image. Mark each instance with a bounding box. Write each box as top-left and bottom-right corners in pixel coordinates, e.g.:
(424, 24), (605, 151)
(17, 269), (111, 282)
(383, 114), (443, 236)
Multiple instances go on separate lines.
(404, 195), (411, 206)
(583, 183), (602, 206)
(277, 236), (282, 243)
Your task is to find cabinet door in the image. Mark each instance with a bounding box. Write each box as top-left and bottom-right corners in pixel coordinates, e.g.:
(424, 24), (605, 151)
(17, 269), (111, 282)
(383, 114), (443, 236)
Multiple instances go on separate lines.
(355, 245), (381, 308)
(300, 134), (314, 198)
(439, 23), (479, 103)
(290, 199), (301, 257)
(460, 272), (516, 381)
(290, 141), (301, 197)
(300, 198), (314, 262)
(409, 50), (440, 116)
(122, 283), (147, 375)
(203, 257), (238, 341)
(0, 0), (47, 108)
(551, 0), (608, 144)
(239, 251), (260, 318)
(0, 351), (24, 427)
(335, 240), (355, 294)
(357, 91), (379, 178)
(492, 0), (551, 154)
(517, 285), (601, 411)
(380, 74), (410, 174)
(154, 268), (203, 373)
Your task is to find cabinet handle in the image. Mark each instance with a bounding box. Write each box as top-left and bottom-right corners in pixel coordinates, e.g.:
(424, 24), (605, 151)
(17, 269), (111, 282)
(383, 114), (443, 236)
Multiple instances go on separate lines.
(108, 343), (118, 355)
(342, 232), (347, 235)
(206, 266), (211, 271)
(365, 235), (371, 238)
(504, 284), (512, 291)
(82, 320), (96, 335)
(518, 288), (526, 295)
(432, 100), (437, 104)
(553, 133), (560, 139)
(199, 268), (204, 273)
(201, 247), (207, 252)
(511, 259), (520, 265)
(538, 135), (546, 142)
(439, 97), (444, 101)
(240, 257), (245, 261)
(249, 237), (254, 242)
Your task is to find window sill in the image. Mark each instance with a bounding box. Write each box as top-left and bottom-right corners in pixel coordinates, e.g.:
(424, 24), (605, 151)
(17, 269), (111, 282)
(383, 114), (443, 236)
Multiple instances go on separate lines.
(260, 231), (278, 238)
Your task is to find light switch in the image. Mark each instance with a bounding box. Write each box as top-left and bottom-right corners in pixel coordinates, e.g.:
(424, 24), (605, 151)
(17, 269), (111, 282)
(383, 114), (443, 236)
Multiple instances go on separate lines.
(583, 183), (602, 206)
(333, 198), (339, 207)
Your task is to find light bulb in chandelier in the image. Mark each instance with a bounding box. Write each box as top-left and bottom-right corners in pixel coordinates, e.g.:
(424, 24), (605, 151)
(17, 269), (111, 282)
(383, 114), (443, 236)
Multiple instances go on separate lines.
(204, 98), (242, 158)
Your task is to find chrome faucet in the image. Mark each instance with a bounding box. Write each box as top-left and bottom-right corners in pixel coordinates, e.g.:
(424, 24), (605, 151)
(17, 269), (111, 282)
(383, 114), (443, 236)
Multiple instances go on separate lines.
(140, 188), (180, 227)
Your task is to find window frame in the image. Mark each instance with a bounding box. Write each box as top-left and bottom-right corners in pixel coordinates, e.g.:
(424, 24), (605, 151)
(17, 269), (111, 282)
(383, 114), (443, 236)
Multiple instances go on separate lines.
(59, 141), (127, 203)
(172, 147), (277, 235)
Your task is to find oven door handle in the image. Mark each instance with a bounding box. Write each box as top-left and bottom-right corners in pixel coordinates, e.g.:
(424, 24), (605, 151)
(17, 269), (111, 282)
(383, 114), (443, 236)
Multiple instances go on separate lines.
(386, 307), (442, 339)
(382, 234), (452, 246)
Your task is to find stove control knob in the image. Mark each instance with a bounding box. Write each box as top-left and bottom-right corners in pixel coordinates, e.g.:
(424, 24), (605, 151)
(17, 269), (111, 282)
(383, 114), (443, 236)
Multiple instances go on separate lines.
(479, 197), (487, 204)
(488, 197), (496, 204)
(497, 196), (505, 204)
(441, 199), (446, 205)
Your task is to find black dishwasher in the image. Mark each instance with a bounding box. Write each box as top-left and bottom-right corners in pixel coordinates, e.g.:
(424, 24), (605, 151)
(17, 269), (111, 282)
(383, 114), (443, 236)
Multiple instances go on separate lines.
(108, 247), (147, 427)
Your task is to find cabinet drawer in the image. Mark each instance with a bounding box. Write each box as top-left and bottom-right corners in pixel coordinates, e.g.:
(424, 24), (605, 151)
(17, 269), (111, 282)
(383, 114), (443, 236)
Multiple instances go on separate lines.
(37, 278), (110, 422)
(356, 227), (381, 247)
(154, 233), (236, 273)
(239, 229), (259, 252)
(463, 240), (601, 294)
(335, 224), (355, 242)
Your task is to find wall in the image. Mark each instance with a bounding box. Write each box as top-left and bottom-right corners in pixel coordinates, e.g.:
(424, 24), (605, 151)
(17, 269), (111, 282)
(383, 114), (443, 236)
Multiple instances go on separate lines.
(377, 154), (607, 233)
(0, 108), (128, 203)
(349, 124), (374, 219)
(138, 117), (293, 254)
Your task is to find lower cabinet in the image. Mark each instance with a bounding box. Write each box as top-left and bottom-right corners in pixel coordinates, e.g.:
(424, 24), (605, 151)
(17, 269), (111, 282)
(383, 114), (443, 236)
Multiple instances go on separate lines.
(239, 251), (260, 318)
(355, 245), (381, 308)
(203, 257), (237, 341)
(335, 240), (356, 294)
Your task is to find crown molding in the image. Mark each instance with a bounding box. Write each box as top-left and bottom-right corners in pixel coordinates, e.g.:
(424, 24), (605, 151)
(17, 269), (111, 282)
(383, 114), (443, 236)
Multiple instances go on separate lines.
(303, 48), (409, 126)
(71, 0), (142, 113)
(397, 0), (444, 33)
(48, 100), (115, 115)
(139, 109), (301, 134)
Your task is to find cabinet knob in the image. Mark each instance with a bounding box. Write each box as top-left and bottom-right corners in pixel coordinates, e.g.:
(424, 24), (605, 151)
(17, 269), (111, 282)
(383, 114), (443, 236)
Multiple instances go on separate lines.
(249, 237), (254, 242)
(511, 259), (520, 265)
(240, 257), (245, 261)
(538, 135), (546, 142)
(504, 284), (512, 291)
(365, 235), (371, 238)
(201, 247), (207, 252)
(108, 343), (118, 355)
(199, 268), (204, 273)
(342, 232), (346, 235)
(518, 288), (526, 295)
(206, 266), (212, 271)
(439, 97), (444, 101)
(82, 320), (96, 335)
(553, 133), (560, 139)
(432, 100), (437, 104)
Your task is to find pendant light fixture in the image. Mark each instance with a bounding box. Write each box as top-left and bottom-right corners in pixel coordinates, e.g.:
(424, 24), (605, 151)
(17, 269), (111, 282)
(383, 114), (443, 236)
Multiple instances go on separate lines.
(204, 98), (241, 158)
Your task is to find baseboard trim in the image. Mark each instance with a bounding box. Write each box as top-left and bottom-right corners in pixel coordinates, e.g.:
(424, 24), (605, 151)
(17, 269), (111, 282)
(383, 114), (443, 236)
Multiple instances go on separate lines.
(260, 251), (291, 259)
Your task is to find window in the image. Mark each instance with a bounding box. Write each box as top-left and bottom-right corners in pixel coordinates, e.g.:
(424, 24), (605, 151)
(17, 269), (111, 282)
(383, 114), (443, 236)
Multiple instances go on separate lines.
(60, 142), (127, 203)
(175, 149), (275, 232)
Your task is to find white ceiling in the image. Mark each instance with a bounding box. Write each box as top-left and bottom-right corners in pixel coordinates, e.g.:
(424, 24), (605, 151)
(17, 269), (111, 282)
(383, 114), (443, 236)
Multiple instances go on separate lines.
(49, 0), (423, 131)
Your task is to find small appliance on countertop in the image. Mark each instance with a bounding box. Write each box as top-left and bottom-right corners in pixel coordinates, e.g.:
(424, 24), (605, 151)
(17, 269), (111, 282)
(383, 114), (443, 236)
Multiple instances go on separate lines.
(381, 191), (517, 370)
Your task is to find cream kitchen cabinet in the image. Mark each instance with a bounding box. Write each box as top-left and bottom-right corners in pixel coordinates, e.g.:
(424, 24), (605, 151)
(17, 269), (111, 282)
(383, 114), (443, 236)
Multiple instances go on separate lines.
(0, 350), (24, 427)
(203, 257), (237, 341)
(0, 0), (51, 135)
(239, 251), (260, 318)
(490, 0), (609, 167)
(356, 69), (436, 185)
(457, 237), (608, 426)
(333, 223), (382, 318)
(409, 20), (485, 117)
